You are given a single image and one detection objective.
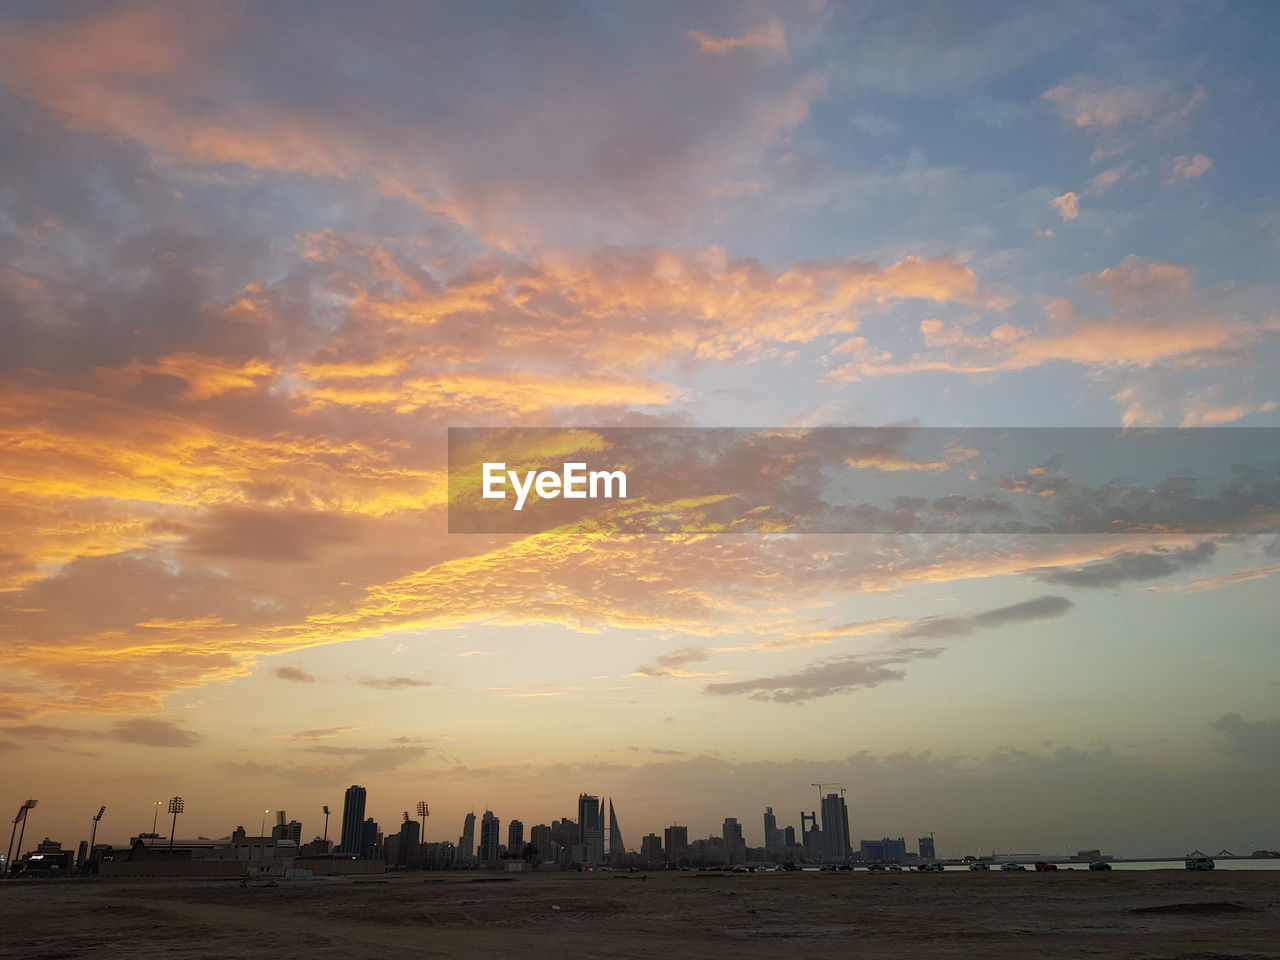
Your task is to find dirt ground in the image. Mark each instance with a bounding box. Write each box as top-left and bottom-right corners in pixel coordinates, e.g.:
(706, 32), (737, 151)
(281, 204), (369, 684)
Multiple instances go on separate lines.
(2, 869), (1278, 960)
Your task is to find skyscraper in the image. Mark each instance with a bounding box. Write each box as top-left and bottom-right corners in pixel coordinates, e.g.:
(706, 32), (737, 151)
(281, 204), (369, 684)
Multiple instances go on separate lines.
(271, 817), (302, 845)
(722, 817), (745, 864)
(641, 833), (662, 868)
(820, 793), (851, 862)
(458, 811), (476, 862)
(763, 806), (783, 850)
(361, 817), (381, 860)
(664, 824), (688, 863)
(607, 798), (624, 864)
(918, 835), (936, 861)
(397, 818), (421, 868)
(577, 794), (604, 864)
(479, 810), (500, 863)
(530, 824), (554, 863)
(508, 819), (524, 855)
(339, 785), (366, 857)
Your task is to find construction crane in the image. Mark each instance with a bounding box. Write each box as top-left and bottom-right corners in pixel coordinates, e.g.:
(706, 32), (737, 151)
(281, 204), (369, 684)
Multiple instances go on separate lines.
(810, 782), (847, 802)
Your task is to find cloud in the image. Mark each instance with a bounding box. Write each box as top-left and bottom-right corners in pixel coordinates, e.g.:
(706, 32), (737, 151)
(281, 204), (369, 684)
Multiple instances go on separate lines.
(1032, 543), (1216, 589)
(894, 594), (1075, 640)
(704, 648), (937, 703)
(1042, 78), (1204, 133)
(1211, 713), (1280, 765)
(279, 727), (365, 741)
(1051, 191), (1079, 221)
(274, 666), (318, 683)
(632, 647), (720, 678)
(107, 717), (201, 747)
(706, 595), (1075, 703)
(688, 21), (786, 55)
(358, 676), (433, 689)
(1147, 563), (1280, 594)
(2, 717), (199, 747)
(1164, 153), (1212, 185)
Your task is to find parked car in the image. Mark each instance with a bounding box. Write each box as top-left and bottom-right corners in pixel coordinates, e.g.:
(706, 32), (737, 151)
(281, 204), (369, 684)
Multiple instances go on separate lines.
(1034, 862), (1058, 871)
(867, 863), (886, 872)
(968, 861), (990, 871)
(916, 862), (945, 872)
(1088, 860), (1112, 871)
(1000, 862), (1026, 871)
(1185, 856), (1215, 871)
(887, 863), (903, 872)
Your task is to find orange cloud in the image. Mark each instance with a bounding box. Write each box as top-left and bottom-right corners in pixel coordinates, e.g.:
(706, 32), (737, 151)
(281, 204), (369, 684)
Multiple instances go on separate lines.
(1051, 192), (1079, 221)
(688, 21), (786, 55)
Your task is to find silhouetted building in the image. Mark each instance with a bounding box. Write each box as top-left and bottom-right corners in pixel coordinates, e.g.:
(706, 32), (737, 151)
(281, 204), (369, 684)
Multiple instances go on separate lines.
(458, 812), (476, 862)
(507, 819), (524, 856)
(722, 818), (746, 864)
(918, 835), (936, 861)
(763, 807), (784, 851)
(361, 818), (381, 860)
(479, 811), (500, 863)
(641, 833), (662, 868)
(860, 837), (908, 862)
(784, 825), (796, 847)
(663, 824), (688, 863)
(339, 785), (367, 857)
(578, 794), (604, 864)
(607, 799), (625, 864)
(530, 824), (554, 863)
(271, 819), (302, 845)
(397, 818), (421, 868)
(820, 793), (851, 861)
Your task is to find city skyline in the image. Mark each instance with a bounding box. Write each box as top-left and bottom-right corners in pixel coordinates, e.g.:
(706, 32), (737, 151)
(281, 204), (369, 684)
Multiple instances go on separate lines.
(2, 0), (1278, 865)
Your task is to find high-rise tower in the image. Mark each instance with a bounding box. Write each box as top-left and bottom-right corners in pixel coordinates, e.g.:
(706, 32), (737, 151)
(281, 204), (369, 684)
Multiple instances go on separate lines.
(339, 785), (367, 857)
(820, 792), (851, 862)
(607, 798), (625, 865)
(459, 811), (476, 862)
(577, 794), (604, 864)
(478, 810), (500, 863)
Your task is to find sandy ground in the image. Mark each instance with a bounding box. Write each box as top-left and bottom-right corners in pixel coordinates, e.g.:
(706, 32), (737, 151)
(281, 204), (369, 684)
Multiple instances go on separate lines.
(2, 869), (1278, 960)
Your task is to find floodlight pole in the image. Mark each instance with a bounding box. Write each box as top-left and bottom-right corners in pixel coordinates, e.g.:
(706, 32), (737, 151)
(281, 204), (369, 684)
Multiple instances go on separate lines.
(13, 800), (36, 873)
(167, 797), (184, 850)
(5, 802), (34, 876)
(87, 806), (106, 870)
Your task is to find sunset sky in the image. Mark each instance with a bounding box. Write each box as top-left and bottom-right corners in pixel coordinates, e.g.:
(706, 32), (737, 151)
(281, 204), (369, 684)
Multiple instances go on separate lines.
(2, 0), (1278, 859)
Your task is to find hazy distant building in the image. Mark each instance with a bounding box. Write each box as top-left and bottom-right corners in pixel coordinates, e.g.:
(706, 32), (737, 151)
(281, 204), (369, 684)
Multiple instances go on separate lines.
(479, 811), (500, 863)
(339, 785), (367, 857)
(763, 807), (784, 851)
(860, 837), (908, 862)
(578, 794), (604, 864)
(507, 819), (524, 855)
(641, 833), (663, 868)
(271, 817), (302, 845)
(801, 811), (822, 860)
(607, 799), (625, 864)
(820, 793), (851, 862)
(722, 818), (746, 864)
(918, 836), (936, 860)
(784, 825), (796, 847)
(530, 824), (554, 863)
(663, 824), (688, 863)
(458, 812), (476, 862)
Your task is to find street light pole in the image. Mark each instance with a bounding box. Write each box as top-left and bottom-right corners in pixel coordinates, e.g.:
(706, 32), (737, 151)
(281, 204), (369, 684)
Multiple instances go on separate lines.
(167, 797), (184, 850)
(322, 806), (330, 850)
(151, 800), (161, 835)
